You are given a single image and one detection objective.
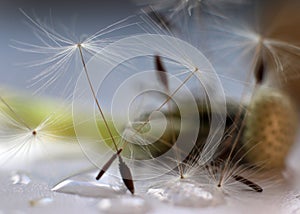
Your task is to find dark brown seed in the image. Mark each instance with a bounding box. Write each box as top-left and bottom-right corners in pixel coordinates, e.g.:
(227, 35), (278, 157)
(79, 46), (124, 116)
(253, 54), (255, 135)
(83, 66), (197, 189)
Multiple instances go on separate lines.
(155, 55), (169, 90)
(232, 174), (263, 192)
(254, 56), (265, 84)
(118, 156), (135, 195)
(96, 149), (122, 180)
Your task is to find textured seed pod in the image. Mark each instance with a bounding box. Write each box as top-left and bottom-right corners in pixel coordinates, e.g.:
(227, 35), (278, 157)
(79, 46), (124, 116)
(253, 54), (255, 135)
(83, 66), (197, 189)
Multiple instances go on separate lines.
(243, 86), (298, 169)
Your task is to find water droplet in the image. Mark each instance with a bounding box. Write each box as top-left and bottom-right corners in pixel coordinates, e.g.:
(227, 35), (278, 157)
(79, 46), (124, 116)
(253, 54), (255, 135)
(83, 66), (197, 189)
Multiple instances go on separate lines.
(147, 179), (225, 207)
(52, 170), (127, 198)
(97, 196), (149, 214)
(10, 171), (31, 185)
(282, 190), (300, 214)
(29, 197), (53, 207)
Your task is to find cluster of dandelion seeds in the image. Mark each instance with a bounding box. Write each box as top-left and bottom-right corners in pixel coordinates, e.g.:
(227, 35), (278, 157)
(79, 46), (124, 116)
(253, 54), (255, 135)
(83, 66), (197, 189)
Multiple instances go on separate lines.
(3, 0), (300, 210)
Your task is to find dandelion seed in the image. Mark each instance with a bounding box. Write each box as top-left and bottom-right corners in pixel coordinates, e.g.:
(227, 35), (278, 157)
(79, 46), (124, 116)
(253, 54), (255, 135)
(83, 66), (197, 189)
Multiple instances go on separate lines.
(13, 10), (132, 189)
(81, 43), (133, 193)
(0, 94), (78, 168)
(202, 160), (265, 195)
(79, 37), (133, 193)
(203, 2), (300, 86)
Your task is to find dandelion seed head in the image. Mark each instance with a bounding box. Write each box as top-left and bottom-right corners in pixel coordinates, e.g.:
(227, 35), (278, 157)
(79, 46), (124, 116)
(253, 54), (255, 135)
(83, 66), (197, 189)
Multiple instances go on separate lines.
(243, 86), (298, 169)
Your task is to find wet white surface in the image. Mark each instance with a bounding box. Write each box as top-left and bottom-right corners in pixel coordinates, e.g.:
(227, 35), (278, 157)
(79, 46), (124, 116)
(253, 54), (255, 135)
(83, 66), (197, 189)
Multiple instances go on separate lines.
(0, 139), (299, 214)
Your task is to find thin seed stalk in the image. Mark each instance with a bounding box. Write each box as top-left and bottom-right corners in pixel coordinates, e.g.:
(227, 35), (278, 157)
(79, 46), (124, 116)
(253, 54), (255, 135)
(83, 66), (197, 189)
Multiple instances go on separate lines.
(77, 45), (135, 193)
(77, 44), (118, 152)
(155, 55), (184, 178)
(218, 40), (264, 187)
(166, 88), (184, 178)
